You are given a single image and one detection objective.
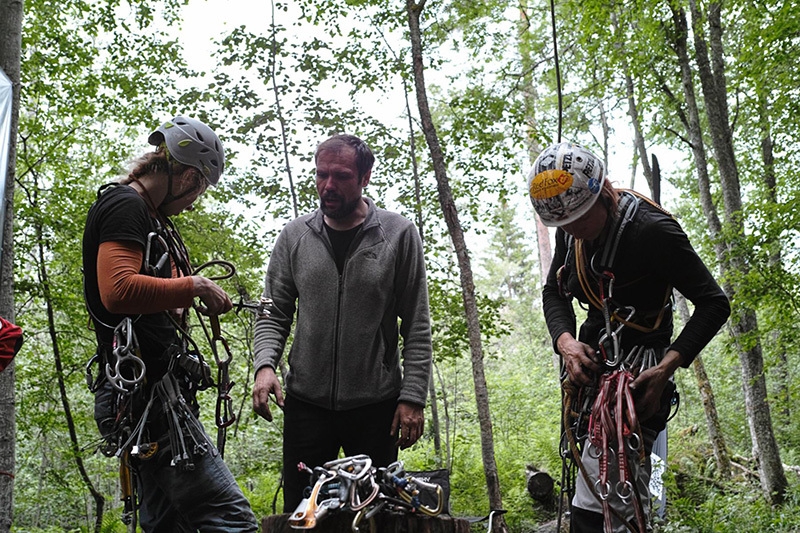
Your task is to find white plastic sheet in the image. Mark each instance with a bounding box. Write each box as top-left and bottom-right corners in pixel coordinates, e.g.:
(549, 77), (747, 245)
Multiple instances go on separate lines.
(650, 428), (668, 518)
(0, 68), (12, 256)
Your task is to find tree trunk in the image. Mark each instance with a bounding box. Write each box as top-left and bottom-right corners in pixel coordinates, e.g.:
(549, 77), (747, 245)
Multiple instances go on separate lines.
(666, 3), (724, 251)
(675, 293), (731, 479)
(406, 2), (507, 531)
(0, 0), (22, 529)
(688, 0), (786, 503)
(33, 209), (106, 531)
(516, 4), (551, 326)
(404, 67), (444, 467)
(525, 465), (555, 505)
(610, 11), (652, 194)
(756, 92), (789, 426)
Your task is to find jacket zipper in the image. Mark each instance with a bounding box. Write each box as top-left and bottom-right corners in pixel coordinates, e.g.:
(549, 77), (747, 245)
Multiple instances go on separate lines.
(330, 225), (368, 409)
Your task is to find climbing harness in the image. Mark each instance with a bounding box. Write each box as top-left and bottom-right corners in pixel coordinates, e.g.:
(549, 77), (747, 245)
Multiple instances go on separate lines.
(574, 191), (674, 333)
(288, 455), (444, 532)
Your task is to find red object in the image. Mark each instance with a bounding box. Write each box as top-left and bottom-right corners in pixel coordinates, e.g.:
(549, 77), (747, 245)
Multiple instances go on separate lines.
(0, 316), (23, 372)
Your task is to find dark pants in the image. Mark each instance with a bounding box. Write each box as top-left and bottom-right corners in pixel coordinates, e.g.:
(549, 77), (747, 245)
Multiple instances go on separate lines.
(94, 382), (257, 532)
(282, 395), (399, 513)
(136, 445), (258, 532)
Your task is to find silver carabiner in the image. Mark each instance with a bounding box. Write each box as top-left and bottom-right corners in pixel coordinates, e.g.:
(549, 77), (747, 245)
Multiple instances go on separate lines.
(107, 318), (146, 393)
(144, 231), (170, 276)
(594, 479), (612, 501)
(600, 306), (636, 368)
(615, 480), (634, 503)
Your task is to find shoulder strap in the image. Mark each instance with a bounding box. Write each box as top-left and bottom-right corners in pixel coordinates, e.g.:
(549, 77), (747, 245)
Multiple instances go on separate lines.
(593, 191), (639, 273)
(618, 188), (674, 218)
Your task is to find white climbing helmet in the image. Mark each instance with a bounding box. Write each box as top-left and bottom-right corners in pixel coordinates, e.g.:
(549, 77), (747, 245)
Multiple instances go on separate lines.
(148, 116), (225, 186)
(527, 142), (605, 227)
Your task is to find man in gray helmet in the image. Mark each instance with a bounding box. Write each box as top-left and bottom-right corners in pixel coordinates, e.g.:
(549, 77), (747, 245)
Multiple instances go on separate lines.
(82, 116), (257, 531)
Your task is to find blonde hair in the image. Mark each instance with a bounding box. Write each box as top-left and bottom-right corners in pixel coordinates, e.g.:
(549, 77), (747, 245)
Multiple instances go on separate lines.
(599, 178), (620, 215)
(120, 146), (192, 185)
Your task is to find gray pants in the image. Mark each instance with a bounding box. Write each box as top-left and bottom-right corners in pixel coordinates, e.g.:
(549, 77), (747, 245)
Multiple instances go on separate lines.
(136, 443), (258, 532)
(572, 426), (657, 532)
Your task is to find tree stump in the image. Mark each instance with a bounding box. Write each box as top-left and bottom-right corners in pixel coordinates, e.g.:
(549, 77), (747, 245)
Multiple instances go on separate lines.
(526, 465), (556, 507)
(262, 512), (471, 533)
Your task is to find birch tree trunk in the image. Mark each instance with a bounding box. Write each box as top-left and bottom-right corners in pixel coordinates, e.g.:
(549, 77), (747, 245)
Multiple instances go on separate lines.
(406, 85), (444, 467)
(756, 93), (789, 426)
(0, 0), (22, 529)
(406, 2), (507, 530)
(688, 0), (786, 503)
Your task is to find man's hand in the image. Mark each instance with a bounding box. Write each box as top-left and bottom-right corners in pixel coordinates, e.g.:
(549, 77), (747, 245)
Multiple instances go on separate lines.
(253, 366), (284, 422)
(557, 332), (602, 387)
(391, 401), (424, 449)
(630, 349), (682, 422)
(192, 276), (233, 316)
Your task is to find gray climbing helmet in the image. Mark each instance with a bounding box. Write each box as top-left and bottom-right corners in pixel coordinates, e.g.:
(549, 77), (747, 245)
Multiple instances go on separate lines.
(148, 116), (225, 186)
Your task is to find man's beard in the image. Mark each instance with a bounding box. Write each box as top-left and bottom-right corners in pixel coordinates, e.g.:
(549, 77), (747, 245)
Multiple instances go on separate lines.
(320, 194), (361, 220)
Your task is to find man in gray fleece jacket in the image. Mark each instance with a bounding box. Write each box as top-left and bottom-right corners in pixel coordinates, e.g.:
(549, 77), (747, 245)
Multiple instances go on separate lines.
(252, 134), (433, 512)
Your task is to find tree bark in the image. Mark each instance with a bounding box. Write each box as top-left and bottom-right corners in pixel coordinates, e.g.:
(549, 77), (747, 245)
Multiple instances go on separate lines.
(406, 2), (507, 531)
(525, 466), (555, 503)
(609, 10), (652, 193)
(667, 3), (724, 252)
(675, 293), (731, 479)
(0, 0), (22, 529)
(404, 59), (444, 467)
(688, 0), (786, 503)
(33, 206), (106, 531)
(756, 92), (788, 426)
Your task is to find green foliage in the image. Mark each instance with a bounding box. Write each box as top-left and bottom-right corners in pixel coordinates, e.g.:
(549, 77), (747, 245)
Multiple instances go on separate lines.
(659, 470), (800, 532)
(11, 0), (800, 530)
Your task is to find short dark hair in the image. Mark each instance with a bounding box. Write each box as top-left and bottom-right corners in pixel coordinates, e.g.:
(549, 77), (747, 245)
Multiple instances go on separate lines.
(315, 134), (375, 180)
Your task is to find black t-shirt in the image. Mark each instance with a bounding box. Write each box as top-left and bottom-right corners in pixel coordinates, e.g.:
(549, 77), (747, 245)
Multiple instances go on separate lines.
(324, 222), (362, 274)
(82, 184), (177, 380)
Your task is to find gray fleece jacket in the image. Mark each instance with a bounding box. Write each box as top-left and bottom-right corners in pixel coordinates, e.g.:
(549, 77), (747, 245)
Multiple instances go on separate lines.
(253, 197), (432, 410)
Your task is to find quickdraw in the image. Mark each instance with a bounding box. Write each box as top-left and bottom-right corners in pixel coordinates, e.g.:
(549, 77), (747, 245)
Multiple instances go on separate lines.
(587, 369), (647, 533)
(288, 456), (444, 532)
(191, 259), (272, 457)
(209, 314), (237, 457)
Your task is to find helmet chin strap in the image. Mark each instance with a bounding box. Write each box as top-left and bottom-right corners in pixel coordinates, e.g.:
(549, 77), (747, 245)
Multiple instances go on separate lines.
(161, 168), (200, 209)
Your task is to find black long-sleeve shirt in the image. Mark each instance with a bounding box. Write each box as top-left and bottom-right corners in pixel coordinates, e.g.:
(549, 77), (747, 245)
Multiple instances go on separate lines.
(542, 193), (730, 367)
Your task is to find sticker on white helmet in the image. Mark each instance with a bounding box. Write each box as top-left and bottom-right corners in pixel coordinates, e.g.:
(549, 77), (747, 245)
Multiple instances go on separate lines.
(530, 169), (573, 200)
